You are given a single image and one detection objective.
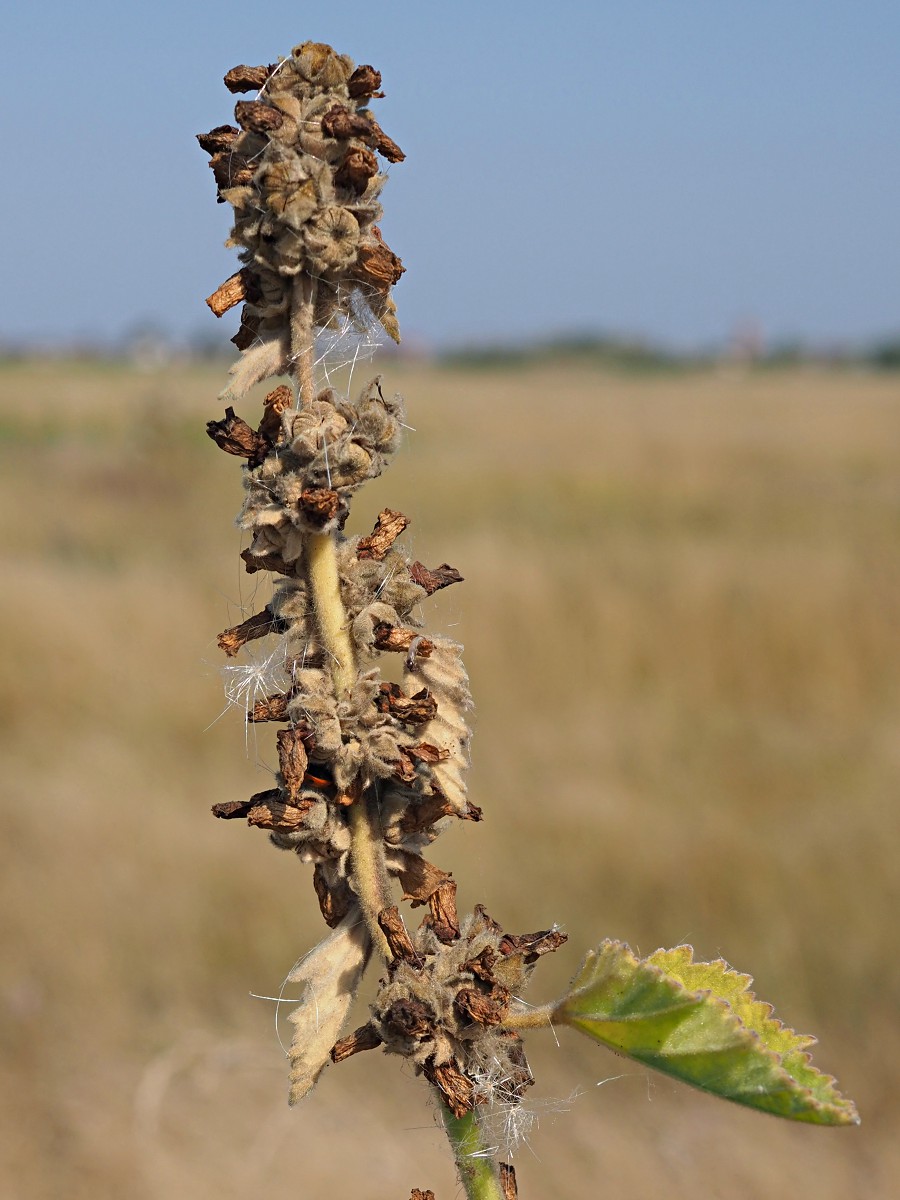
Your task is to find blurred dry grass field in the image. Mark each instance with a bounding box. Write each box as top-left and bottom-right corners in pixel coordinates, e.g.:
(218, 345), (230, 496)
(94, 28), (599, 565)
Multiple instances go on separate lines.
(1, 357), (898, 1198)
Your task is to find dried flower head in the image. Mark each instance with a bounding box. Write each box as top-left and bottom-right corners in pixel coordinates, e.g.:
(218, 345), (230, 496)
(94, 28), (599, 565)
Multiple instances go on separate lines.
(331, 905), (566, 1125)
(199, 40), (405, 360)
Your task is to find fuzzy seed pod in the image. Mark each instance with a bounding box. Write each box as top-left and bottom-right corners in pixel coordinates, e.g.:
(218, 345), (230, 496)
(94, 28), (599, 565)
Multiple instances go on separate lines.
(290, 41), (355, 90)
(303, 206), (361, 275)
(258, 151), (331, 229)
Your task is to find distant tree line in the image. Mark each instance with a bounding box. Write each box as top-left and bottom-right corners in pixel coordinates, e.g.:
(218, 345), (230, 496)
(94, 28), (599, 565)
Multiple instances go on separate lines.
(438, 331), (900, 373)
(3, 328), (900, 372)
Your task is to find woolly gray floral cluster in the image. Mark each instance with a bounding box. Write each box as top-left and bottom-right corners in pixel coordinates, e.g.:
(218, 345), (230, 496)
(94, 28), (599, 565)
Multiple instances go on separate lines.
(242, 378), (403, 543)
(212, 379), (474, 913)
(198, 39), (405, 351)
(263, 582), (474, 875)
(350, 905), (566, 1121)
(371, 910), (534, 1092)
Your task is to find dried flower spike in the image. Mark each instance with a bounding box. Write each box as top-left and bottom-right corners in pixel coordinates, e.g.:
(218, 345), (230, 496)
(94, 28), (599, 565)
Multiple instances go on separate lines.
(199, 35), (494, 1142)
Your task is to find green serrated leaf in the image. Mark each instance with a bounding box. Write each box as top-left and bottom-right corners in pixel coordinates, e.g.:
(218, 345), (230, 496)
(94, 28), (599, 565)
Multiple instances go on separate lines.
(555, 940), (859, 1126)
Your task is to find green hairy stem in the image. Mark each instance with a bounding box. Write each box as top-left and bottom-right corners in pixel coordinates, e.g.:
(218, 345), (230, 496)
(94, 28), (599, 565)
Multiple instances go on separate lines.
(502, 1003), (555, 1031)
(440, 1104), (506, 1200)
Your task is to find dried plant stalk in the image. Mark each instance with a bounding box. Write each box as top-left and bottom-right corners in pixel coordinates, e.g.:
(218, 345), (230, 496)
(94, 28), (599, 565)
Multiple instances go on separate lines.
(198, 37), (857, 1200)
(198, 40), (533, 1198)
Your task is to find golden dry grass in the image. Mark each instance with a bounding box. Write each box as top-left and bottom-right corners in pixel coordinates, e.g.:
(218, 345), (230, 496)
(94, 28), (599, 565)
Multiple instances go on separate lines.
(1, 357), (898, 1198)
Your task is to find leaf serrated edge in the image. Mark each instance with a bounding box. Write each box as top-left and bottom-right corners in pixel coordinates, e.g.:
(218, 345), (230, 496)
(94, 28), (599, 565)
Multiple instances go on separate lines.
(556, 940), (860, 1126)
(648, 944), (818, 1054)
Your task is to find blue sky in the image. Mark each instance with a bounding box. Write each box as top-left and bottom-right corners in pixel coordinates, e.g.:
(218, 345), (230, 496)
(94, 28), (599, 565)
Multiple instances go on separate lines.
(4, 0), (899, 349)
